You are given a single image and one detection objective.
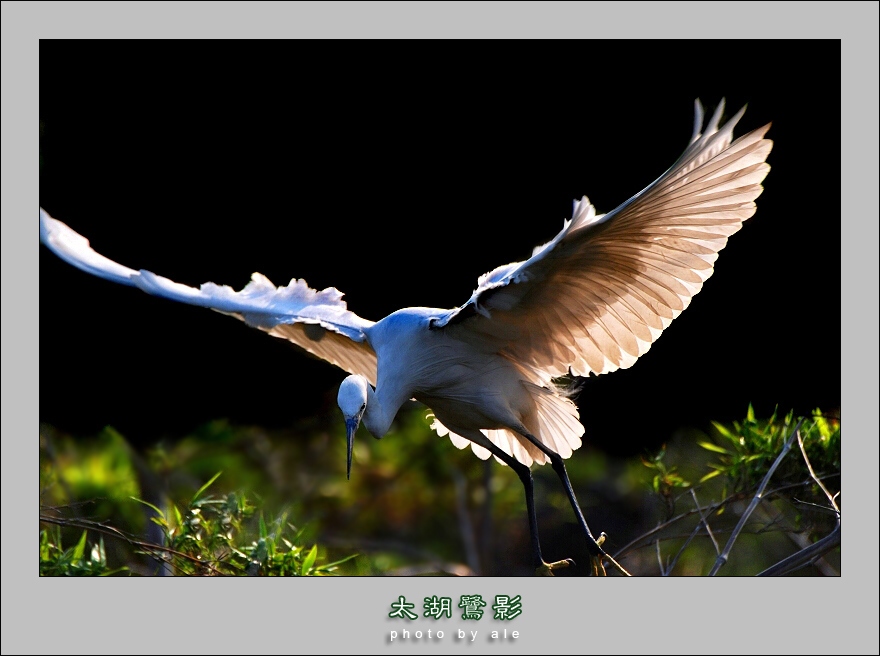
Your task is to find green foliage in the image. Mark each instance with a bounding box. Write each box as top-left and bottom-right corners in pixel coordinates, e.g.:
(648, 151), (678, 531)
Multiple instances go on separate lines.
(699, 405), (840, 495)
(641, 446), (691, 517)
(131, 476), (356, 576)
(39, 407), (562, 575)
(39, 527), (127, 576)
(40, 402), (840, 576)
(642, 447), (691, 497)
(40, 438), (356, 576)
(640, 406), (840, 496)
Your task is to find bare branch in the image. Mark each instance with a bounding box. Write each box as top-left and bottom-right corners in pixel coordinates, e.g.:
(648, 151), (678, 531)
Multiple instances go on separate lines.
(690, 488), (720, 555)
(757, 523), (841, 577)
(797, 427), (840, 517)
(655, 539), (666, 575)
(613, 473), (840, 562)
(794, 498), (842, 515)
(708, 417), (805, 576)
(664, 488), (723, 575)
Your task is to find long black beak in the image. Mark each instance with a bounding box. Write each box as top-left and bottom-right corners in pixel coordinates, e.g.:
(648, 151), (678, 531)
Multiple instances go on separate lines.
(345, 417), (360, 480)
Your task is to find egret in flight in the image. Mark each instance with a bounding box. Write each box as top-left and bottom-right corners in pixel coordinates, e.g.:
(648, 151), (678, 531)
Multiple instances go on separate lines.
(40, 99), (771, 576)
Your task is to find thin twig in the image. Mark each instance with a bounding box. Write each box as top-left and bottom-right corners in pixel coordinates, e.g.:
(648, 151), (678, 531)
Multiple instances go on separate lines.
(663, 523), (701, 576)
(613, 473), (840, 561)
(752, 501), (839, 576)
(597, 542), (631, 576)
(797, 429), (840, 516)
(663, 489), (721, 575)
(655, 539), (666, 575)
(708, 417), (805, 576)
(690, 488), (720, 555)
(793, 498), (842, 515)
(788, 425), (841, 575)
(757, 523), (841, 577)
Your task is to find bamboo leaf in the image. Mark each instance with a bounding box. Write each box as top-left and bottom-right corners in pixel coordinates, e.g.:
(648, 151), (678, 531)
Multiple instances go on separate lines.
(317, 553), (359, 571)
(699, 470), (723, 484)
(191, 471), (223, 504)
(711, 421), (737, 441)
(301, 545), (318, 576)
(698, 441), (732, 455)
(130, 496), (164, 519)
(72, 530), (88, 561)
(172, 504), (183, 528)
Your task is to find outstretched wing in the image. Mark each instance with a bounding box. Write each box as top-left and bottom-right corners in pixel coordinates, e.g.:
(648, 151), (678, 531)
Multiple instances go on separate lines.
(40, 209), (378, 385)
(434, 99), (772, 384)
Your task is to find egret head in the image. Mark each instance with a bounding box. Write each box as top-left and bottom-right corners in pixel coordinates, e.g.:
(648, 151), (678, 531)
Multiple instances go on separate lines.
(337, 375), (369, 480)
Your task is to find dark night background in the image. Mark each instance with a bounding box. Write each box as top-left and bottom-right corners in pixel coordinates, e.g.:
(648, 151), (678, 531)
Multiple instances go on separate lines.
(39, 39), (841, 456)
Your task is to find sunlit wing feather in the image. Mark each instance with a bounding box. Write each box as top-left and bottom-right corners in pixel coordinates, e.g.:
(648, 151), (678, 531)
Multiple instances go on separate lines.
(39, 209), (378, 385)
(429, 100), (771, 464)
(436, 99), (772, 383)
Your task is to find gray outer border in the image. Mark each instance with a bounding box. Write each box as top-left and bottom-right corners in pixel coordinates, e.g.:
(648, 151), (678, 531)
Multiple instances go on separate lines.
(4, 2), (877, 655)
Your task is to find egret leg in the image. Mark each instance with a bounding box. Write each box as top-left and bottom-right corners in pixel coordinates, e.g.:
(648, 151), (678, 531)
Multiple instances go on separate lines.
(517, 428), (631, 576)
(457, 430), (573, 576)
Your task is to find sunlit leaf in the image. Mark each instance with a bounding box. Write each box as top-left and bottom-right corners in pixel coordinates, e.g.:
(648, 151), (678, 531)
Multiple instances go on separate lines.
(699, 470), (723, 484)
(72, 530), (88, 562)
(711, 421), (736, 441)
(698, 441), (732, 455)
(130, 496), (164, 519)
(317, 553), (359, 571)
(191, 471), (223, 504)
(301, 545), (318, 576)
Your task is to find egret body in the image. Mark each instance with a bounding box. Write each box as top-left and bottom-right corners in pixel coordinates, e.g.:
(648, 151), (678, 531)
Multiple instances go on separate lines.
(40, 99), (772, 575)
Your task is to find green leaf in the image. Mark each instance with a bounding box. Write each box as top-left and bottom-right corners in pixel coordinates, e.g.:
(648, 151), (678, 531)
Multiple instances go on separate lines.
(746, 403), (756, 422)
(699, 470), (723, 484)
(301, 545), (318, 576)
(191, 471), (223, 504)
(813, 410), (832, 440)
(317, 553), (359, 571)
(711, 421), (737, 441)
(259, 513), (268, 540)
(72, 530), (88, 561)
(130, 496), (165, 519)
(698, 441), (732, 455)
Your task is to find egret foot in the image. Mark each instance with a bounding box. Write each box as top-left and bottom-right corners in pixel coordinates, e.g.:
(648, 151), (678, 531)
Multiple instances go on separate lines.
(536, 558), (575, 577)
(586, 532), (631, 577)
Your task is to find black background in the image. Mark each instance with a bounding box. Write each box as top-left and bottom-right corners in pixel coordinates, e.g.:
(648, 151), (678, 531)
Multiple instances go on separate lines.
(39, 40), (841, 454)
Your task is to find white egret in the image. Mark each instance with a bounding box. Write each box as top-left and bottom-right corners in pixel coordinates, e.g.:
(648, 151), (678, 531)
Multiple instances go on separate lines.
(40, 99), (771, 575)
